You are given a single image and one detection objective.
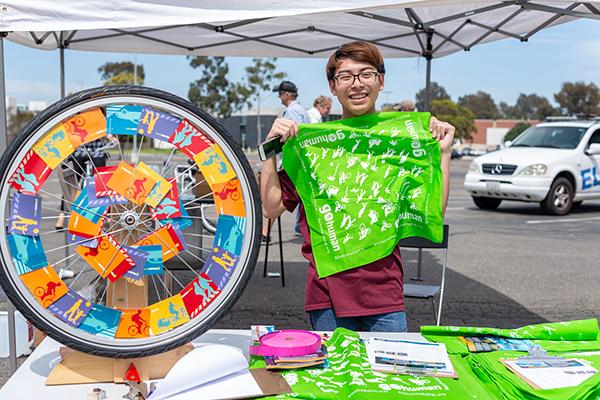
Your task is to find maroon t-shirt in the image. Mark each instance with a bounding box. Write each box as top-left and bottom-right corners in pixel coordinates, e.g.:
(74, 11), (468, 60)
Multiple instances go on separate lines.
(278, 170), (405, 318)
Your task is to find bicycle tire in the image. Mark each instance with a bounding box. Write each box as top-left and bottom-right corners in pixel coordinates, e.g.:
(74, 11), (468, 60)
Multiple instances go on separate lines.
(0, 85), (262, 358)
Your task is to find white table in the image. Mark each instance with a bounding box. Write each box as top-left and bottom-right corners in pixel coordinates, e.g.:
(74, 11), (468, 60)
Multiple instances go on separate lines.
(0, 329), (424, 399)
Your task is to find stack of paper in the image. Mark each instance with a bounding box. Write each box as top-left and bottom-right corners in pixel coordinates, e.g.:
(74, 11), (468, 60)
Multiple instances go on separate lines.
(264, 346), (329, 370)
(364, 337), (457, 378)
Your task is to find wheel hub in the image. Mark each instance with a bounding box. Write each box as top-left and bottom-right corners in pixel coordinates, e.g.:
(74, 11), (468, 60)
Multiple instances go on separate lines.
(120, 210), (140, 231)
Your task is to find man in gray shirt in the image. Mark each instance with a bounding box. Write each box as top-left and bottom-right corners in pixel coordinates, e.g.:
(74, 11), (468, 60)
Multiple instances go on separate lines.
(273, 81), (310, 124)
(272, 80), (308, 236)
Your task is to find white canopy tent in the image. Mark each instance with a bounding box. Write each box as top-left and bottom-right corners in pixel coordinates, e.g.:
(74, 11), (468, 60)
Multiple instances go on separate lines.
(1, 0), (599, 373)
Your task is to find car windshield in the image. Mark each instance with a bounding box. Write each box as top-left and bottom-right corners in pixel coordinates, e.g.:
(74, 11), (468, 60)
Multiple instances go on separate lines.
(511, 126), (587, 149)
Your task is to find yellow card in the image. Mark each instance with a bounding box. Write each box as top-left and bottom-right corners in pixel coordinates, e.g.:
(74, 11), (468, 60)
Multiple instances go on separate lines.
(76, 235), (134, 279)
(148, 295), (190, 335)
(32, 126), (75, 169)
(115, 308), (151, 338)
(134, 224), (183, 262)
(20, 266), (68, 308)
(68, 211), (103, 239)
(213, 178), (245, 217)
(106, 161), (157, 206)
(193, 145), (236, 187)
(136, 162), (172, 207)
(63, 108), (107, 147)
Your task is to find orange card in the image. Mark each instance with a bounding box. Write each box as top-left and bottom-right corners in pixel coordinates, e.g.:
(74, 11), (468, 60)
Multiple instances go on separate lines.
(212, 178), (245, 217)
(135, 224), (184, 262)
(148, 295), (190, 335)
(20, 266), (68, 308)
(32, 125), (75, 169)
(63, 108), (107, 147)
(115, 308), (151, 338)
(107, 161), (157, 206)
(76, 235), (135, 279)
(193, 145), (236, 187)
(135, 162), (171, 208)
(68, 211), (104, 239)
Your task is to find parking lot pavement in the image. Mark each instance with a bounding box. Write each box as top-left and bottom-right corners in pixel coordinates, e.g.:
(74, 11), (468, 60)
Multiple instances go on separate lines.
(2, 156), (599, 386)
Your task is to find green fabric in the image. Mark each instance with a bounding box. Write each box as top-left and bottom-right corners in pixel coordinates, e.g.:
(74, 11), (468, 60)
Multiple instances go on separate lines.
(422, 319), (600, 356)
(282, 112), (443, 278)
(468, 350), (600, 400)
(251, 328), (495, 400)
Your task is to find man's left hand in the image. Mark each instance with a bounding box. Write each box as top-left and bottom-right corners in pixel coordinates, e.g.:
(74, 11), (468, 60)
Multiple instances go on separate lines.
(429, 116), (455, 154)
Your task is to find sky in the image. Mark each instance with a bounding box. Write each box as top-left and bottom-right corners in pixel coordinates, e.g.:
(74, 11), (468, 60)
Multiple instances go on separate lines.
(4, 18), (600, 115)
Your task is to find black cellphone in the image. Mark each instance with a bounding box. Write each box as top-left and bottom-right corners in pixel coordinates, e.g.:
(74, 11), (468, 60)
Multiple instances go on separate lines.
(257, 135), (284, 161)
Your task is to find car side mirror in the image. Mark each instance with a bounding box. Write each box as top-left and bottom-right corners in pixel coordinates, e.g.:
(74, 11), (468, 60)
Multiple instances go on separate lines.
(585, 143), (600, 155)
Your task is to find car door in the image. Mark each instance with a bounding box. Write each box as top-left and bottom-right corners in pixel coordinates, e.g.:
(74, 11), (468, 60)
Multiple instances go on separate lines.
(580, 129), (600, 196)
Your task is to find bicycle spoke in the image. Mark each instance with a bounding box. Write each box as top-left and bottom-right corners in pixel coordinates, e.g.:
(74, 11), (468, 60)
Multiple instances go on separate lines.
(39, 189), (119, 224)
(44, 226), (129, 254)
(182, 231), (215, 239)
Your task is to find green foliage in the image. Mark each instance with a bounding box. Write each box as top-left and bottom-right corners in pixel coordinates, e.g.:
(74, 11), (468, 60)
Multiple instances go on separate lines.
(98, 61), (144, 85)
(554, 81), (600, 116)
(430, 99), (476, 140)
(458, 91), (499, 119)
(244, 58), (286, 105)
(513, 93), (557, 120)
(188, 56), (250, 118)
(8, 110), (34, 141)
(504, 122), (530, 142)
(415, 82), (450, 111)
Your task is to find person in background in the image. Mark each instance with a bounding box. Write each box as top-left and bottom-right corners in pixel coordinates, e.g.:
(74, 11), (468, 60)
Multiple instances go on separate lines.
(306, 95), (333, 123)
(396, 99), (416, 112)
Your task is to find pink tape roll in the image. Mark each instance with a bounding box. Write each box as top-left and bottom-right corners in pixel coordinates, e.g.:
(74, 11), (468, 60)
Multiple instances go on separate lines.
(249, 330), (322, 357)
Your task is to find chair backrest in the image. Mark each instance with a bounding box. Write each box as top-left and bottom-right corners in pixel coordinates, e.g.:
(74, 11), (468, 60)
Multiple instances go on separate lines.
(397, 225), (449, 249)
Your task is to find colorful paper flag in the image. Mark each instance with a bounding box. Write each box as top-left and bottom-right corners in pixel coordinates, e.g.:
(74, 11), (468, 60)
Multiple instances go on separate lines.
(63, 108), (107, 147)
(32, 126), (75, 169)
(193, 145), (236, 187)
(7, 234), (47, 275)
(115, 308), (150, 338)
(8, 193), (42, 236)
(148, 295), (190, 335)
(137, 245), (163, 275)
(213, 214), (245, 256)
(68, 210), (104, 239)
(20, 266), (68, 308)
(137, 107), (181, 142)
(79, 303), (122, 338)
(169, 119), (213, 158)
(135, 224), (184, 262)
(203, 246), (240, 290)
(106, 161), (157, 206)
(9, 150), (52, 194)
(180, 273), (221, 319)
(135, 162), (171, 207)
(106, 105), (143, 136)
(212, 178), (245, 217)
(151, 180), (182, 220)
(47, 290), (93, 327)
(76, 235), (135, 280)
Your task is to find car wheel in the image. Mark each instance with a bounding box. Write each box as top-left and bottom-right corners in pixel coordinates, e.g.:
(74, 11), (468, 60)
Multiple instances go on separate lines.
(541, 177), (573, 215)
(472, 196), (502, 210)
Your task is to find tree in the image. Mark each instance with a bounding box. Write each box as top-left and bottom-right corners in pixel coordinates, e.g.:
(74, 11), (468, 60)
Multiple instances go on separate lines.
(554, 81), (600, 116)
(98, 61), (144, 85)
(188, 56), (250, 118)
(458, 91), (499, 119)
(415, 82), (450, 112)
(514, 93), (557, 120)
(498, 101), (519, 119)
(504, 122), (530, 142)
(429, 99), (476, 140)
(244, 58), (287, 142)
(7, 110), (34, 142)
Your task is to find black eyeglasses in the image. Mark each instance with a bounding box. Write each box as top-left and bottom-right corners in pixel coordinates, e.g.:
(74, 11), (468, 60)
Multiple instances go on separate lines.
(334, 71), (380, 87)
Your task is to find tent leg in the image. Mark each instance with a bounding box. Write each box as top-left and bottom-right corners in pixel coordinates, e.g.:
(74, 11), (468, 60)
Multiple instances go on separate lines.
(423, 30), (434, 112)
(60, 46), (65, 99)
(7, 302), (18, 373)
(0, 34), (8, 153)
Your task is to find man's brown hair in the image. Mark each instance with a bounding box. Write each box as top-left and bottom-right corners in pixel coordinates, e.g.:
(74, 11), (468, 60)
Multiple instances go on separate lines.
(326, 41), (386, 81)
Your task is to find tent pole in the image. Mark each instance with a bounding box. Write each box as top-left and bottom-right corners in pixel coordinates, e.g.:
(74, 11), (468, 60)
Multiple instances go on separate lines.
(423, 30), (434, 112)
(60, 46), (65, 99)
(0, 34), (16, 374)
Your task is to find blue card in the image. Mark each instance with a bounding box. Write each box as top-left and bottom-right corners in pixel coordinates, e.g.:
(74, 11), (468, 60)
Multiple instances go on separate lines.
(159, 197), (192, 230)
(137, 107), (181, 142)
(7, 234), (47, 275)
(72, 183), (108, 224)
(106, 105), (143, 136)
(138, 244), (164, 275)
(8, 192), (42, 236)
(48, 291), (93, 327)
(122, 245), (149, 280)
(213, 215), (245, 256)
(203, 246), (239, 289)
(79, 303), (122, 338)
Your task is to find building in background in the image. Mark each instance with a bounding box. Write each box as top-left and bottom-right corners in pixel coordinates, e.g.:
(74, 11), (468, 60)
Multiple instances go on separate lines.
(466, 119), (539, 149)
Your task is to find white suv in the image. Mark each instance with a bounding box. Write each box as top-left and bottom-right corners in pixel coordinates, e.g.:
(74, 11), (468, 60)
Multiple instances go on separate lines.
(464, 119), (600, 215)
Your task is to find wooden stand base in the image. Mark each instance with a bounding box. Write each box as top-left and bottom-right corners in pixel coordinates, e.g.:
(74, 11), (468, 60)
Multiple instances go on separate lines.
(46, 343), (193, 385)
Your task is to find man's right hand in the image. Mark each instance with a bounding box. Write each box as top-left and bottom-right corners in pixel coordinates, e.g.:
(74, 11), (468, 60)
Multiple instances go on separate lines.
(266, 118), (298, 143)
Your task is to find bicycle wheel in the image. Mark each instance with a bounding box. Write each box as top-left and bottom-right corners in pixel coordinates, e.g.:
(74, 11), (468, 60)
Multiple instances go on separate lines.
(0, 85), (261, 358)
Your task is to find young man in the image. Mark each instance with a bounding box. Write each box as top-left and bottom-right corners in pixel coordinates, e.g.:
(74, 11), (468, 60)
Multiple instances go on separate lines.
(261, 41), (454, 332)
(306, 95), (333, 123)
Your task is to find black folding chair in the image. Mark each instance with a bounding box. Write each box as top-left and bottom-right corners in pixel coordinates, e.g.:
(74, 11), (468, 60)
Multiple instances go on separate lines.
(400, 225), (449, 326)
(262, 217), (285, 287)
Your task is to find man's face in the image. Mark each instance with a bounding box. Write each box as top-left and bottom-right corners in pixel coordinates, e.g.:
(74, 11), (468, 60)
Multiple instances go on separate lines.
(317, 102), (332, 117)
(278, 91), (291, 106)
(328, 59), (384, 117)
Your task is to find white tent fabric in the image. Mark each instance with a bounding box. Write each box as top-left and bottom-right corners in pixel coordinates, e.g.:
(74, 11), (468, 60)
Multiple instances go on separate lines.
(2, 0), (600, 58)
